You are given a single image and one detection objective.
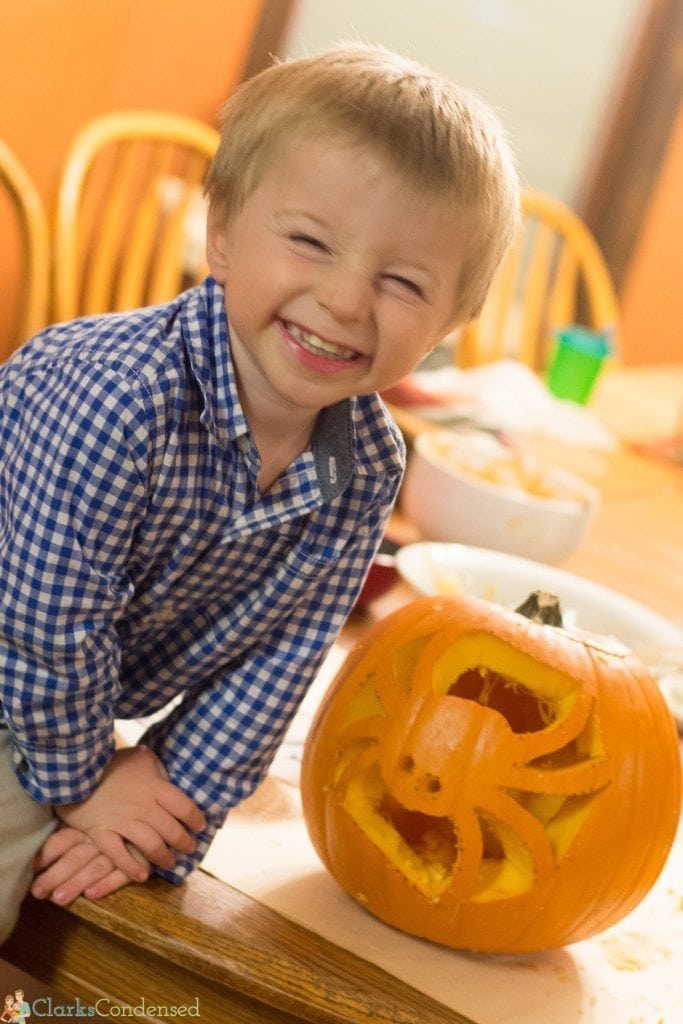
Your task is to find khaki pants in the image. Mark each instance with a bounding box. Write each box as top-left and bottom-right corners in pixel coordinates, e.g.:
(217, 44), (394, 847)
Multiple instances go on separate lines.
(0, 727), (56, 943)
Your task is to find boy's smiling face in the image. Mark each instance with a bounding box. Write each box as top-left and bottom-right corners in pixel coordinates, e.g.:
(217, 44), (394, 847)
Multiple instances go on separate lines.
(207, 132), (467, 421)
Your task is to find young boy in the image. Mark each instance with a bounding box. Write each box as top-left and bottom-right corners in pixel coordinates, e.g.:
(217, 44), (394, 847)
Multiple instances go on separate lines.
(0, 43), (519, 941)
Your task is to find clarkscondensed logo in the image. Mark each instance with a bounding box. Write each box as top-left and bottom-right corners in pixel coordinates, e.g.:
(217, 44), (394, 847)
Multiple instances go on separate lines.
(2, 989), (201, 1018)
(2, 989), (30, 1021)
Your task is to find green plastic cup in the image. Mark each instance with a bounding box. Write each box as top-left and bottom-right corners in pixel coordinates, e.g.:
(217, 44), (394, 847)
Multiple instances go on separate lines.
(546, 326), (612, 404)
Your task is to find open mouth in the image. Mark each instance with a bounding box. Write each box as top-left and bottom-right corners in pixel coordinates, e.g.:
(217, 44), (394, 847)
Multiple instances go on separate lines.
(282, 319), (360, 362)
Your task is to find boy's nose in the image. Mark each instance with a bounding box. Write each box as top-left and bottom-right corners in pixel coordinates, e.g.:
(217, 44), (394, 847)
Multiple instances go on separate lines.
(315, 266), (372, 324)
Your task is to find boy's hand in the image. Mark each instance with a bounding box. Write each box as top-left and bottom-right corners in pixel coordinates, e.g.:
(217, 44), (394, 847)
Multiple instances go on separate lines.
(31, 825), (149, 905)
(55, 746), (206, 879)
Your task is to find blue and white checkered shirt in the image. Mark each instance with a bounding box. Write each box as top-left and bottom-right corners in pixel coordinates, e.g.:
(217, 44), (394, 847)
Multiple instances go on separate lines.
(0, 277), (405, 880)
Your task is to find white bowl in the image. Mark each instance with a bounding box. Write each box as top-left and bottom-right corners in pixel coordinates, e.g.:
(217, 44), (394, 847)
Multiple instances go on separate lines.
(401, 430), (600, 565)
(395, 541), (681, 638)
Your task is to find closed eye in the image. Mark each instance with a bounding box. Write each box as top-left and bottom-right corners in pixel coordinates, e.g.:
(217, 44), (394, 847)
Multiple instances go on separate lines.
(384, 274), (424, 299)
(289, 233), (330, 254)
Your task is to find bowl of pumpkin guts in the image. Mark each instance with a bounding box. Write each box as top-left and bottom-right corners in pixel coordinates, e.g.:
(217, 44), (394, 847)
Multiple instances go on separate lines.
(300, 590), (681, 953)
(401, 429), (600, 565)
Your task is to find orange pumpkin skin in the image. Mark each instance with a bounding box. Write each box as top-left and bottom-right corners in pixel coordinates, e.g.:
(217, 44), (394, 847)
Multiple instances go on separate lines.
(301, 595), (682, 953)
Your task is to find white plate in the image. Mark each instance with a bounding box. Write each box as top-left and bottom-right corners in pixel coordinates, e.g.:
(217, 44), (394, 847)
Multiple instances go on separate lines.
(396, 542), (683, 728)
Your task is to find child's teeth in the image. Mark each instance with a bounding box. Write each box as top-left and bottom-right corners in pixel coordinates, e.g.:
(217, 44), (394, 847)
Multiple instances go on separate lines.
(288, 323), (354, 360)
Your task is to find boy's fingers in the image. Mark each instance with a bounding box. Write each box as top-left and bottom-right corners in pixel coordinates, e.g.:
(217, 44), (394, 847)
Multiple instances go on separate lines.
(95, 831), (152, 882)
(33, 827), (86, 873)
(146, 806), (198, 855)
(84, 867), (132, 900)
(48, 853), (115, 906)
(32, 844), (109, 900)
(158, 785), (206, 832)
(118, 821), (176, 872)
(162, 819), (197, 856)
(84, 843), (149, 899)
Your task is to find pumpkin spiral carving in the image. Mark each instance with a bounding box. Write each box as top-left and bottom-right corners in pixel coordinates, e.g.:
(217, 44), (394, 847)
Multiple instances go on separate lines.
(301, 594), (681, 952)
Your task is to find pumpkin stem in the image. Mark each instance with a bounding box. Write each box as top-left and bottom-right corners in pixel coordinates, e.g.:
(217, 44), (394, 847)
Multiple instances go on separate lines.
(515, 591), (564, 627)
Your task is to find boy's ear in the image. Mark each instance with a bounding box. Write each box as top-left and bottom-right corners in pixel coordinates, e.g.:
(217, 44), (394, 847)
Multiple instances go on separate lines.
(205, 208), (232, 282)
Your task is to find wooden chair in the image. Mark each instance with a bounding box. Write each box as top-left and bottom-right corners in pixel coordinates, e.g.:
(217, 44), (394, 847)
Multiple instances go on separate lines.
(455, 188), (620, 370)
(384, 188), (620, 441)
(0, 138), (50, 347)
(53, 111), (220, 322)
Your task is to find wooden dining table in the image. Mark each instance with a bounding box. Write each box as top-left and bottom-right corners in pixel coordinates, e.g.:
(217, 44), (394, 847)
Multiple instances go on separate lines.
(2, 364), (682, 1024)
(507, 363), (683, 627)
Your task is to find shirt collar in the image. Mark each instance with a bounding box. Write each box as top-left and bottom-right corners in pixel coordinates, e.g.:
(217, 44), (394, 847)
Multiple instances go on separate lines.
(312, 400), (354, 500)
(182, 278), (355, 499)
(182, 277), (249, 444)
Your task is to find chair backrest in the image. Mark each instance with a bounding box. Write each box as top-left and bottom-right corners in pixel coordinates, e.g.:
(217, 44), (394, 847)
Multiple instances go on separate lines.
(456, 188), (620, 370)
(0, 138), (50, 348)
(53, 110), (220, 322)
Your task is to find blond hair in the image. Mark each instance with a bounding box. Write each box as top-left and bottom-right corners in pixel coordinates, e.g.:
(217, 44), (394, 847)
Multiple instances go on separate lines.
(205, 44), (520, 322)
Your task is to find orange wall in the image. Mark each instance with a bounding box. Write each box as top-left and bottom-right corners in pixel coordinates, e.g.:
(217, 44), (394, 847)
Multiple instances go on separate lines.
(620, 100), (683, 364)
(0, 0), (264, 360)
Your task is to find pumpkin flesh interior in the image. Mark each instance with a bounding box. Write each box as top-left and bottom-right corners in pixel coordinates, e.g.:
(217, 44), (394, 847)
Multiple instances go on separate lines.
(342, 765), (541, 902)
(336, 633), (606, 902)
(433, 634), (581, 728)
(471, 813), (535, 902)
(343, 765), (459, 900)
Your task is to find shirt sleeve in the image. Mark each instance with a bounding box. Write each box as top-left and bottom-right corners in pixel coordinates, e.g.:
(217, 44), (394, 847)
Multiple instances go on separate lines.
(0, 364), (153, 803)
(141, 482), (400, 882)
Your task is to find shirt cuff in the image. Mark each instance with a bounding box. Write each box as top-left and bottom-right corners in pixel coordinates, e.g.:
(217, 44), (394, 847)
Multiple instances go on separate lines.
(152, 817), (222, 884)
(10, 733), (116, 806)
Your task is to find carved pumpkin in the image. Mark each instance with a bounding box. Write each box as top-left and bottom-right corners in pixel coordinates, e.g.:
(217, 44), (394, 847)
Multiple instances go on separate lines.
(301, 593), (682, 952)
